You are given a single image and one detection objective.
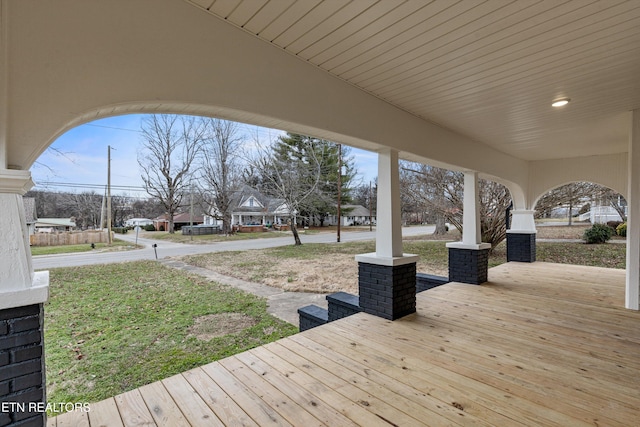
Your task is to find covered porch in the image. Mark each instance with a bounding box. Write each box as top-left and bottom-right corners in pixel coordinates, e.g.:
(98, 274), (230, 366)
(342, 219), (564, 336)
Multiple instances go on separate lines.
(49, 262), (638, 426)
(2, 2), (640, 425)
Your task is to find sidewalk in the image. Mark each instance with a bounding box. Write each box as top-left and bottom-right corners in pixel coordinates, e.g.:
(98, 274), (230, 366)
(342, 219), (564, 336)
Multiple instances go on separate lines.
(159, 259), (328, 328)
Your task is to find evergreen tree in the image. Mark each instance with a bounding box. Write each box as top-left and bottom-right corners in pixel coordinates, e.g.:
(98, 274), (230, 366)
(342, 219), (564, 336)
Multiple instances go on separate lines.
(272, 133), (357, 226)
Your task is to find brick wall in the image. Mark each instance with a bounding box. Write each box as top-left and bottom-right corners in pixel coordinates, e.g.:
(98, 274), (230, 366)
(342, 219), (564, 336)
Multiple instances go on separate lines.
(448, 248), (489, 285)
(327, 292), (361, 322)
(298, 305), (328, 332)
(358, 262), (416, 320)
(0, 304), (45, 427)
(416, 273), (449, 292)
(507, 233), (536, 263)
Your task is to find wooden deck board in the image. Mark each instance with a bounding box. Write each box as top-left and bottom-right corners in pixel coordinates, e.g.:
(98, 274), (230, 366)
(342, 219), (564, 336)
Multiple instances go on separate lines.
(50, 262), (640, 426)
(114, 389), (156, 427)
(87, 398), (124, 427)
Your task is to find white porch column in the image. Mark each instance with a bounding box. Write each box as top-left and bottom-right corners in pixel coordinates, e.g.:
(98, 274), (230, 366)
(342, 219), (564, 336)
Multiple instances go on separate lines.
(446, 171), (491, 284)
(0, 169), (49, 309)
(447, 171), (491, 250)
(355, 149), (418, 320)
(509, 210), (537, 233)
(626, 109), (640, 310)
(0, 169), (49, 425)
(376, 148), (403, 257)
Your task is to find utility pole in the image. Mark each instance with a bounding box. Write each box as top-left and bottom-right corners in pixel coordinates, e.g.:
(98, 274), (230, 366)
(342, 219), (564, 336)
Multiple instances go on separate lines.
(337, 143), (342, 243)
(107, 145), (113, 244)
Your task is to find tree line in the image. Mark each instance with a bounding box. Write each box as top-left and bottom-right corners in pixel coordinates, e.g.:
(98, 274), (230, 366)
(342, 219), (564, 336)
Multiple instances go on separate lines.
(136, 115), (363, 244)
(30, 114), (625, 250)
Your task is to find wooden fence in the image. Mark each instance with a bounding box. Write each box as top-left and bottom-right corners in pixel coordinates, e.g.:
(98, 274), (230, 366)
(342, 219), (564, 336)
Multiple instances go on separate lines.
(30, 230), (110, 247)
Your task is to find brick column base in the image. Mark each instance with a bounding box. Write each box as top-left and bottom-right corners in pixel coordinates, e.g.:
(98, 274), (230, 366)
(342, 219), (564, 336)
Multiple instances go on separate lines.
(507, 233), (536, 263)
(448, 247), (490, 285)
(358, 262), (416, 320)
(0, 304), (46, 427)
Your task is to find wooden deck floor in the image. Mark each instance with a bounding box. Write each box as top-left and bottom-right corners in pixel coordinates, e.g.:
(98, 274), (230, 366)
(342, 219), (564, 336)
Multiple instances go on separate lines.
(49, 262), (639, 426)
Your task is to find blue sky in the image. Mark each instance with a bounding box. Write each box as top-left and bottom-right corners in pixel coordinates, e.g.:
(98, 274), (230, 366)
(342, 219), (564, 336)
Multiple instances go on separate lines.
(30, 115), (378, 196)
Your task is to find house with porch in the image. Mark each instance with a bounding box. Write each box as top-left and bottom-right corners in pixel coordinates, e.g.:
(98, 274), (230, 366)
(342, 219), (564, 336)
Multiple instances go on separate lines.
(1, 1), (639, 425)
(203, 186), (290, 229)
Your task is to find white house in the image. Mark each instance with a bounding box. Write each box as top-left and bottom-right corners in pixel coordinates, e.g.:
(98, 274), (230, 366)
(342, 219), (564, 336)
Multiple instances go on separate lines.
(203, 187), (290, 228)
(124, 218), (153, 227)
(325, 205), (376, 227)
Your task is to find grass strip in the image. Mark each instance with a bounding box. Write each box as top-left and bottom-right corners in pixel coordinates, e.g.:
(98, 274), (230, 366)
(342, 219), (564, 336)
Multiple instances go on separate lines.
(44, 260), (296, 411)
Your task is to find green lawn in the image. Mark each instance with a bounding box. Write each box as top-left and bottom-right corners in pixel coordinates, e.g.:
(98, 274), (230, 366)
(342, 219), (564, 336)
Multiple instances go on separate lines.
(44, 261), (296, 412)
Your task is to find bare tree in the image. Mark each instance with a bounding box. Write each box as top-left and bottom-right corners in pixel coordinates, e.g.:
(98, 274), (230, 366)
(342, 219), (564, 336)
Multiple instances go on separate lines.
(401, 163), (460, 235)
(138, 114), (205, 233)
(247, 135), (324, 246)
(535, 182), (626, 223)
(199, 119), (244, 235)
(401, 163), (512, 249)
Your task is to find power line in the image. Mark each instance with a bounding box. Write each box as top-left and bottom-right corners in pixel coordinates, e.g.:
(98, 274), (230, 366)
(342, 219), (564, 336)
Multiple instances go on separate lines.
(34, 181), (146, 191)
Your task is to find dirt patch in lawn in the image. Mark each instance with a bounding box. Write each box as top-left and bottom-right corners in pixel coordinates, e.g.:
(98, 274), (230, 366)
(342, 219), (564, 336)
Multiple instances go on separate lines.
(188, 313), (257, 341)
(262, 256), (361, 294)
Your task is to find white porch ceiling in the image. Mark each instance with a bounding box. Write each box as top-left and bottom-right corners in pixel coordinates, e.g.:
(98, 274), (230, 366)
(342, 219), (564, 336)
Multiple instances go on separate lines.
(187, 0), (640, 161)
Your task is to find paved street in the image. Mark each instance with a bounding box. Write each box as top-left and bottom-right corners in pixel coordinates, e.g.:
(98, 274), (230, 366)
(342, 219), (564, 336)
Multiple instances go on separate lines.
(32, 225), (435, 270)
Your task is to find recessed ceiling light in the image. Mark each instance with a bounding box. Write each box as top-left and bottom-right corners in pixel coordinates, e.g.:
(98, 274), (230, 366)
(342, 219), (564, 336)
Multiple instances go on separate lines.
(552, 98), (570, 107)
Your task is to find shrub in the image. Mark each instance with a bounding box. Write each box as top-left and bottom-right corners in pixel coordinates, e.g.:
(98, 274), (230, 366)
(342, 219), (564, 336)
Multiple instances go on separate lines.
(112, 227), (128, 234)
(616, 222), (627, 237)
(144, 224), (156, 232)
(583, 223), (613, 244)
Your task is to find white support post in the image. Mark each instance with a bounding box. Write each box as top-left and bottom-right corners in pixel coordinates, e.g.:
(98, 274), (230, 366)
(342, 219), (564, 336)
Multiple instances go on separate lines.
(376, 149), (403, 258)
(0, 169), (49, 310)
(626, 109), (640, 310)
(447, 171), (491, 250)
(355, 148), (417, 266)
(508, 210), (537, 233)
(355, 149), (418, 320)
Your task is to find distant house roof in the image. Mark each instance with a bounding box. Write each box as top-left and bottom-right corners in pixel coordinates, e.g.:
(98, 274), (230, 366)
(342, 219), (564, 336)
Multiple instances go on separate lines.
(23, 197), (37, 224)
(342, 205), (373, 217)
(225, 186), (287, 215)
(35, 218), (76, 228)
(173, 213), (204, 224)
